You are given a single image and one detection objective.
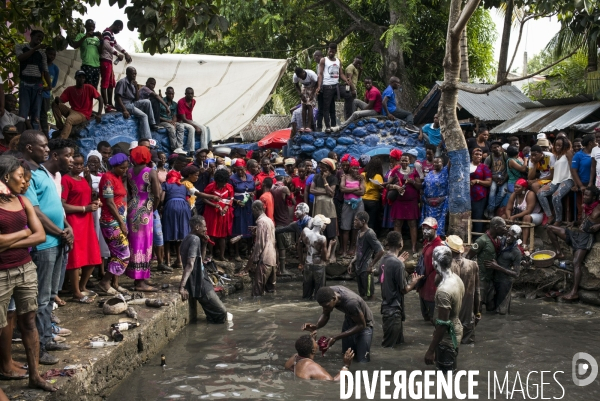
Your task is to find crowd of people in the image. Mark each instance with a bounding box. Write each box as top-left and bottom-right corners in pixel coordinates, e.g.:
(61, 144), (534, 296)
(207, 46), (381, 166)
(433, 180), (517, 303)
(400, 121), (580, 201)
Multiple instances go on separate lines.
(0, 20), (209, 152)
(2, 33), (600, 394)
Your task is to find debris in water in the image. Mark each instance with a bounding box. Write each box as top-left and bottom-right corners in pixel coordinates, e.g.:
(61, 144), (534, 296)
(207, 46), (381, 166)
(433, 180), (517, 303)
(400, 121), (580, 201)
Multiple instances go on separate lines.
(585, 311), (594, 315)
(542, 314), (552, 318)
(161, 354), (167, 370)
(257, 309), (264, 313)
(215, 363), (228, 368)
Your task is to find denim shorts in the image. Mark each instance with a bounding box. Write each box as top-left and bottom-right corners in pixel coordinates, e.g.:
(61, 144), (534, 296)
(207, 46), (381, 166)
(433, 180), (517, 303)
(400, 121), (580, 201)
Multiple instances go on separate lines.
(153, 210), (164, 246)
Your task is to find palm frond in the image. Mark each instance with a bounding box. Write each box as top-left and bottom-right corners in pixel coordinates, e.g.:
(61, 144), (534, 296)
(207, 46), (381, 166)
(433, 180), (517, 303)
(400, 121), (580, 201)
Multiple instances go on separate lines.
(544, 28), (586, 60)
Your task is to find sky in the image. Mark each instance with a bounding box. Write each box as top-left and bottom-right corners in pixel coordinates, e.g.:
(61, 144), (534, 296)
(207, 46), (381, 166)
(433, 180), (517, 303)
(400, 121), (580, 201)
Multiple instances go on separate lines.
(81, 2), (562, 73)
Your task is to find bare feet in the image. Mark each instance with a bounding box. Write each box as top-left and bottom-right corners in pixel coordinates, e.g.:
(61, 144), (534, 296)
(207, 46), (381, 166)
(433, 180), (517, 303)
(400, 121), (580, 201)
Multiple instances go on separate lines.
(134, 282), (158, 292)
(30, 375), (58, 392)
(545, 216), (555, 226)
(561, 291), (579, 301)
(553, 221), (564, 227)
(0, 366), (28, 379)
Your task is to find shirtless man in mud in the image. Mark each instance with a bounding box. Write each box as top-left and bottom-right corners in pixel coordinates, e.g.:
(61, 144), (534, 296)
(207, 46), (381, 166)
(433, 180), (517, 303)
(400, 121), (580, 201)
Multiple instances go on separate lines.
(547, 187), (600, 301)
(300, 214), (336, 299)
(285, 334), (354, 380)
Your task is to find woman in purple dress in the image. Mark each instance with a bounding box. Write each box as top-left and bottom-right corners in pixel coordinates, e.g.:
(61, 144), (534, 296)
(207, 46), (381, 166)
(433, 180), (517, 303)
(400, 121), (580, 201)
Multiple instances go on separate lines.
(126, 147), (161, 291)
(389, 155), (422, 255)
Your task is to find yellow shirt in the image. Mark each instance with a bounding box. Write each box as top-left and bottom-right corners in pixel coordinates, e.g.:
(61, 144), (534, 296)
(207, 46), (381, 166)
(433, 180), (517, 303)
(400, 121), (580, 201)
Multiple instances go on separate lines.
(346, 64), (359, 89)
(183, 181), (196, 209)
(362, 173), (383, 201)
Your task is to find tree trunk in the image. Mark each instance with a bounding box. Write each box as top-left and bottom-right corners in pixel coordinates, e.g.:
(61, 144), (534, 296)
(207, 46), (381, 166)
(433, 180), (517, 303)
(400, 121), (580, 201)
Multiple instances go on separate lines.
(496, 0), (514, 82)
(460, 26), (469, 82)
(439, 0), (480, 241)
(382, 1), (413, 109)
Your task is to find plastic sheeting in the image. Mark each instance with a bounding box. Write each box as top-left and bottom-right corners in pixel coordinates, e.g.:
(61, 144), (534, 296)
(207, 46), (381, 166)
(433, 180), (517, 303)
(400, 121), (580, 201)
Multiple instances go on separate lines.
(258, 128), (291, 148)
(52, 50), (288, 142)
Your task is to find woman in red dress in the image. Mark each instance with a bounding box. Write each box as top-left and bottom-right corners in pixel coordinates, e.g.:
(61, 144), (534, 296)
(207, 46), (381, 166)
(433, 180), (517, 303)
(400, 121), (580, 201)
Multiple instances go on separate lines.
(203, 169), (234, 260)
(389, 155), (422, 255)
(61, 153), (101, 302)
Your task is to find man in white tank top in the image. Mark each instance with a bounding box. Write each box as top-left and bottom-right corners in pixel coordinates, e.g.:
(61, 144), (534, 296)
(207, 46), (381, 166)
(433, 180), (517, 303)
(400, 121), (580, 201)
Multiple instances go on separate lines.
(316, 43), (351, 133)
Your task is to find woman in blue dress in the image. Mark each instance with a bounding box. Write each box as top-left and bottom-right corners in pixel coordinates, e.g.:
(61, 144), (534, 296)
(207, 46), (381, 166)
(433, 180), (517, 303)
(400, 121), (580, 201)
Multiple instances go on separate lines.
(421, 156), (449, 235)
(230, 159), (255, 261)
(161, 170), (191, 268)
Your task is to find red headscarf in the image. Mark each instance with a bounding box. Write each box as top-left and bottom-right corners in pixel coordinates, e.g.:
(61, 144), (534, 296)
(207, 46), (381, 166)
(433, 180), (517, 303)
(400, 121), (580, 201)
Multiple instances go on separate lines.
(234, 158), (246, 168)
(341, 154), (351, 162)
(349, 158), (360, 167)
(515, 178), (528, 189)
(390, 149), (403, 160)
(130, 146), (151, 165)
(166, 170), (182, 185)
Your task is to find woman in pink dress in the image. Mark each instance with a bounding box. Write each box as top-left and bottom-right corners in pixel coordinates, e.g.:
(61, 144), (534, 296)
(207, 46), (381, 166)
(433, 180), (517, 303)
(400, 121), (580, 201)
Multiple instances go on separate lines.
(127, 146), (161, 291)
(389, 155), (422, 254)
(61, 153), (101, 302)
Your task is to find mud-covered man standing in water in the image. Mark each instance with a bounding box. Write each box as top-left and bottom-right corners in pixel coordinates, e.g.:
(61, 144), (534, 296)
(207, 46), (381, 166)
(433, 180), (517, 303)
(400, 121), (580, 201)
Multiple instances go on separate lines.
(299, 214), (336, 299)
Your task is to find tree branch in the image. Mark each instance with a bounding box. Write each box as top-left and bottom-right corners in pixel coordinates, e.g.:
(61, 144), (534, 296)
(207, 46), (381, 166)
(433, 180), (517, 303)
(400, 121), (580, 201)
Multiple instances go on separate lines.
(328, 0), (385, 38)
(455, 43), (583, 94)
(506, 12), (556, 74)
(450, 0), (481, 40)
(303, 0), (330, 13)
(331, 24), (359, 45)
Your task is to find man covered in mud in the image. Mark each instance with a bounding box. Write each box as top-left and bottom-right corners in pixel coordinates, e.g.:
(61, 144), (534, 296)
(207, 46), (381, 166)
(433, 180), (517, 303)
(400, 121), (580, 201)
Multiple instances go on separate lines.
(466, 216), (507, 312)
(485, 225), (522, 314)
(547, 187), (600, 301)
(299, 214), (337, 299)
(246, 200), (277, 296)
(284, 334), (354, 380)
(417, 217), (444, 323)
(348, 211), (384, 300)
(371, 231), (421, 348)
(275, 202), (313, 271)
(178, 215), (228, 324)
(448, 235), (480, 344)
(302, 286), (374, 363)
(424, 246), (464, 373)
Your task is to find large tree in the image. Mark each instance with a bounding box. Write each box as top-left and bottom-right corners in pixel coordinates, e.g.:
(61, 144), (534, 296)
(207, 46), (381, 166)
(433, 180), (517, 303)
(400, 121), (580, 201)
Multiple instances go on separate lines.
(440, 0), (596, 238)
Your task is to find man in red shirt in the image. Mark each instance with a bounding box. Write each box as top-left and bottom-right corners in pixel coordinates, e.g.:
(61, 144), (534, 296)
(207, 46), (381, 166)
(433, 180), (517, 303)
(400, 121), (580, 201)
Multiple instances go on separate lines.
(254, 157), (276, 196)
(292, 164), (308, 205)
(333, 78), (382, 132)
(51, 70), (103, 138)
(259, 177), (275, 223)
(177, 87), (209, 151)
(417, 217), (445, 323)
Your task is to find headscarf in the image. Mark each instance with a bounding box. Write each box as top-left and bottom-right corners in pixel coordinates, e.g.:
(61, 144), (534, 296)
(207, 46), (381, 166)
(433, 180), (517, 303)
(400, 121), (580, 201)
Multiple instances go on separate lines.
(130, 146), (151, 165)
(515, 178), (528, 189)
(108, 153), (128, 167)
(406, 148), (419, 158)
(234, 158), (246, 168)
(390, 149), (403, 160)
(349, 158), (360, 168)
(166, 170), (182, 185)
(341, 154), (351, 163)
(320, 158), (336, 172)
(359, 154), (371, 167)
(86, 150), (102, 162)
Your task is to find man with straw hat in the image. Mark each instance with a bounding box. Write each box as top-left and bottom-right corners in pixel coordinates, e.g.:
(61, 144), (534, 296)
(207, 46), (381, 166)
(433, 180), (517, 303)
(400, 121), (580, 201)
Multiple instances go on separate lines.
(448, 235), (480, 344)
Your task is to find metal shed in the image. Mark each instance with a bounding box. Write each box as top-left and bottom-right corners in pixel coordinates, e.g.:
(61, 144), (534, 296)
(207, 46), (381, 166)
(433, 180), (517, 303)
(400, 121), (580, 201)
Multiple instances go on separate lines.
(413, 81), (532, 125)
(490, 100), (600, 134)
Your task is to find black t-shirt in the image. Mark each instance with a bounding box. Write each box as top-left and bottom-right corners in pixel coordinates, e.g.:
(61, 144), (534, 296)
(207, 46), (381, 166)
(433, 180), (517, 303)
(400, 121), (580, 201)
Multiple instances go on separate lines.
(355, 229), (383, 273)
(314, 174), (338, 189)
(378, 254), (408, 308)
(467, 137), (490, 157)
(180, 234), (214, 298)
(330, 285), (374, 327)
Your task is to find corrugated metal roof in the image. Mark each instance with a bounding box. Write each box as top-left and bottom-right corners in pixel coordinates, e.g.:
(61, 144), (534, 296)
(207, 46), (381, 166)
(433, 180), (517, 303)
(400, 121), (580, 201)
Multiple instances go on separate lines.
(413, 82), (532, 124)
(443, 81), (532, 122)
(490, 101), (600, 134)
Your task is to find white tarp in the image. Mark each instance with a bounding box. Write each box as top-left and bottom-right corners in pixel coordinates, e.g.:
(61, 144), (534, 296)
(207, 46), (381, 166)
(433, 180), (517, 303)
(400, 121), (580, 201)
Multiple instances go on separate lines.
(53, 50), (288, 142)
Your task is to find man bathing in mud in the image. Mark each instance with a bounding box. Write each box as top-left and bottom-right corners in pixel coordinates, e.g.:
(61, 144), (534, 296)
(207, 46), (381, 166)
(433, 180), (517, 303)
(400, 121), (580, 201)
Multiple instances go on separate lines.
(547, 187), (600, 301)
(285, 333), (354, 380)
(299, 214), (336, 299)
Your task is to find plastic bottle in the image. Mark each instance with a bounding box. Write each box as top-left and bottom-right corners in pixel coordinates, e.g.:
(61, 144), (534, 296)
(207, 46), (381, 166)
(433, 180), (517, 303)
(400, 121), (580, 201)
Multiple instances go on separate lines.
(111, 326), (124, 342)
(113, 58), (120, 65)
(89, 341), (120, 348)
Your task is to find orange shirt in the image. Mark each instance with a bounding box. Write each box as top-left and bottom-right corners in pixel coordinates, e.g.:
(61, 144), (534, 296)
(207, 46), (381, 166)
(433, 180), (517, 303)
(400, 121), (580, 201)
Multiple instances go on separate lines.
(259, 191), (275, 223)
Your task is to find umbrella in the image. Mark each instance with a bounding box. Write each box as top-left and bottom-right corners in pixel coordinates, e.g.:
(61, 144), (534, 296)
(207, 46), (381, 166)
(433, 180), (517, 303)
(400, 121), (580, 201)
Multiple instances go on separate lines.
(258, 128), (291, 149)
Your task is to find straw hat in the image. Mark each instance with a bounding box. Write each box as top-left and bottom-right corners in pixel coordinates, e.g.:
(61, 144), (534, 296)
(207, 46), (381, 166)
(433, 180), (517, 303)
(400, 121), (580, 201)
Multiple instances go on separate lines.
(446, 235), (465, 253)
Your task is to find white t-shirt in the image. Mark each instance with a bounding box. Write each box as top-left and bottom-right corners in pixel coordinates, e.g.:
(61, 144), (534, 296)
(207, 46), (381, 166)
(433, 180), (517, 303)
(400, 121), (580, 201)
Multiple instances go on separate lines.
(292, 69), (318, 87)
(323, 57), (341, 85)
(528, 151), (556, 180)
(592, 146), (600, 186)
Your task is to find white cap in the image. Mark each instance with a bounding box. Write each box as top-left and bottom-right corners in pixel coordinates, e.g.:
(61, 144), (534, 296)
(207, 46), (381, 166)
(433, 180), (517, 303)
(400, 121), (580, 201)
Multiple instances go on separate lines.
(502, 143), (509, 150)
(537, 133), (547, 140)
(129, 140), (138, 150)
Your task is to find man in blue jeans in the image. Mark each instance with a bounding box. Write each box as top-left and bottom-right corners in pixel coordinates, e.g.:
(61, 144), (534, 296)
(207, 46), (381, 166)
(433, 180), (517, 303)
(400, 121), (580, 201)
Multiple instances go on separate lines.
(15, 30), (52, 130)
(303, 286), (374, 363)
(19, 131), (74, 365)
(484, 140), (509, 218)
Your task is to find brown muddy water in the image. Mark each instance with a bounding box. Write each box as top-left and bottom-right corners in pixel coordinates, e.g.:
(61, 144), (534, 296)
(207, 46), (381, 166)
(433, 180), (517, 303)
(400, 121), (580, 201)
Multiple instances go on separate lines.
(107, 281), (600, 400)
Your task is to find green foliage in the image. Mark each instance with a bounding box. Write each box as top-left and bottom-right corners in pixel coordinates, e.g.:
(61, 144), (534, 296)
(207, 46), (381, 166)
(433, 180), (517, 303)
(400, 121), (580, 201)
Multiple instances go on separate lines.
(522, 50), (588, 100)
(467, 6), (497, 82)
